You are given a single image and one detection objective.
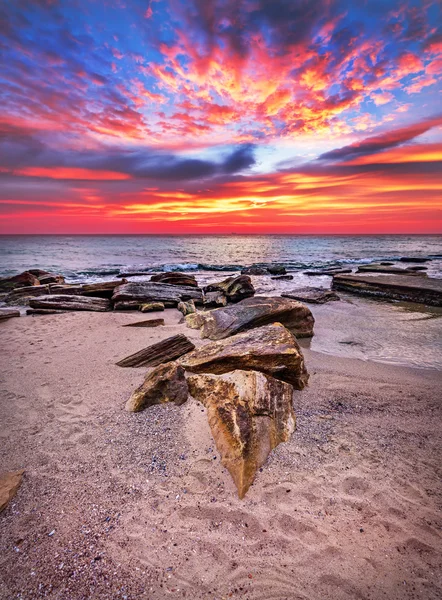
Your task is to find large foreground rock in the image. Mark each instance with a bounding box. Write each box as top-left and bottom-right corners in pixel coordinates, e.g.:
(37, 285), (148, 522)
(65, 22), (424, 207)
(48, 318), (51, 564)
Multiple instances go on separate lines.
(188, 371), (296, 499)
(204, 275), (255, 303)
(0, 470), (24, 513)
(332, 274), (442, 306)
(186, 296), (314, 340)
(116, 334), (195, 368)
(112, 282), (203, 308)
(29, 295), (110, 312)
(180, 323), (308, 389)
(282, 287), (340, 304)
(126, 363), (188, 412)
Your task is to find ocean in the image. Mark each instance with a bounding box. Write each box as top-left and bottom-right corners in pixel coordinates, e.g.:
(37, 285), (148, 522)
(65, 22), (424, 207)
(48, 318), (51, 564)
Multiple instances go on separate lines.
(1, 234), (441, 281)
(1, 234), (442, 370)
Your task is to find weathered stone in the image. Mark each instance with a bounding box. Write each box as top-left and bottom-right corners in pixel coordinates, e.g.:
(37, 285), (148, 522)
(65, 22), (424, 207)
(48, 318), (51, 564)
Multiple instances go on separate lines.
(5, 285), (51, 305)
(267, 265), (287, 275)
(186, 296), (314, 340)
(126, 363), (188, 412)
(122, 318), (164, 327)
(140, 302), (165, 312)
(379, 262), (395, 266)
(282, 287), (340, 304)
(0, 308), (20, 321)
(304, 268), (352, 276)
(29, 295), (110, 312)
(332, 274), (442, 306)
(26, 308), (67, 315)
(0, 271), (40, 292)
(180, 323), (308, 389)
(150, 272), (199, 288)
(188, 371), (296, 499)
(357, 264), (426, 276)
(0, 470), (24, 513)
(178, 299), (196, 316)
(112, 282), (203, 306)
(407, 266), (428, 272)
(203, 290), (228, 308)
(204, 275), (255, 303)
(81, 280), (127, 298)
(47, 284), (85, 295)
(399, 257), (429, 263)
(39, 273), (65, 285)
(241, 266), (268, 275)
(114, 300), (143, 310)
(271, 275), (293, 281)
(116, 334), (195, 368)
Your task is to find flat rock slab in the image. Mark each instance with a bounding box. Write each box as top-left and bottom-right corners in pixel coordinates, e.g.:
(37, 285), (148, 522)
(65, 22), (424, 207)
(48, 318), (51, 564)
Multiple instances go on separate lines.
(0, 470), (24, 512)
(332, 274), (442, 306)
(180, 323), (309, 389)
(282, 287), (340, 304)
(29, 295), (110, 312)
(122, 318), (165, 327)
(304, 268), (352, 276)
(357, 264), (425, 276)
(186, 296), (314, 340)
(26, 308), (67, 315)
(0, 308), (21, 321)
(112, 282), (203, 307)
(116, 334), (195, 368)
(188, 370), (295, 499)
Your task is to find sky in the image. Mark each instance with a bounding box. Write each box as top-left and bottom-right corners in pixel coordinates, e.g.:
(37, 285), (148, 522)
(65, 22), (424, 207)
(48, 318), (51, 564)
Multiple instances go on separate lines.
(0, 0), (441, 234)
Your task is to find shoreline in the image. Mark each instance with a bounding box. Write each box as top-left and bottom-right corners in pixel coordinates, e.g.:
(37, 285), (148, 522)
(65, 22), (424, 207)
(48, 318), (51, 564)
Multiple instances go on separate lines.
(1, 310), (441, 599)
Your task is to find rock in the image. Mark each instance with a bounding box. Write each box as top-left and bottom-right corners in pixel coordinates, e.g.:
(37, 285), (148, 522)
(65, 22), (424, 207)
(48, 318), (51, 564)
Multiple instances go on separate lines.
(357, 264), (426, 276)
(114, 300), (144, 310)
(150, 272), (199, 287)
(399, 257), (429, 263)
(29, 295), (110, 312)
(203, 291), (228, 308)
(26, 308), (67, 315)
(112, 282), (203, 307)
(122, 318), (165, 327)
(126, 363), (188, 412)
(204, 275), (255, 303)
(178, 299), (196, 316)
(332, 274), (442, 306)
(4, 285), (50, 305)
(0, 308), (20, 321)
(180, 323), (309, 389)
(187, 371), (296, 498)
(282, 287), (340, 304)
(271, 275), (293, 280)
(186, 296), (314, 340)
(0, 271), (40, 292)
(379, 262), (395, 266)
(27, 270), (65, 285)
(267, 265), (287, 275)
(406, 266), (428, 272)
(47, 284), (85, 295)
(119, 271), (150, 277)
(140, 302), (165, 312)
(116, 334), (195, 368)
(241, 266), (268, 275)
(0, 470), (24, 513)
(304, 268), (352, 276)
(81, 280), (127, 298)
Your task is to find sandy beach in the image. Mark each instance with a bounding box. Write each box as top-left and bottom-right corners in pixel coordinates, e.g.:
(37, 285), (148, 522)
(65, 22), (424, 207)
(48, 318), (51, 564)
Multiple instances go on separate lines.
(1, 308), (441, 600)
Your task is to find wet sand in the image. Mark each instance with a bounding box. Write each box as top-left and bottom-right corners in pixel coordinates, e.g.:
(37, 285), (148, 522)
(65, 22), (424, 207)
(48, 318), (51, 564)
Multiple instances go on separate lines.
(0, 309), (441, 599)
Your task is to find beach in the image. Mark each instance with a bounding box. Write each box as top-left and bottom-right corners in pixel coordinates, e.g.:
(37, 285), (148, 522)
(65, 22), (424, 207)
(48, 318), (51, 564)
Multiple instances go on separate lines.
(1, 307), (441, 599)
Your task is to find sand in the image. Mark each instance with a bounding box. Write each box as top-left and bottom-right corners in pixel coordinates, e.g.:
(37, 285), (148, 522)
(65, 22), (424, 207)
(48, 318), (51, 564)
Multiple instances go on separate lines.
(0, 309), (441, 600)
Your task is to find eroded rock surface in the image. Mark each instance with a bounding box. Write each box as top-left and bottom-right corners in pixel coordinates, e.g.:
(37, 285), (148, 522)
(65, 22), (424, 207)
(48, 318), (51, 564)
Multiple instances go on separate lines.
(186, 296), (314, 340)
(178, 299), (196, 316)
(282, 287), (340, 304)
(0, 470), (24, 513)
(29, 295), (110, 312)
(0, 272), (39, 292)
(204, 275), (255, 303)
(112, 282), (203, 307)
(188, 370), (296, 498)
(126, 363), (188, 412)
(150, 272), (199, 288)
(180, 323), (308, 389)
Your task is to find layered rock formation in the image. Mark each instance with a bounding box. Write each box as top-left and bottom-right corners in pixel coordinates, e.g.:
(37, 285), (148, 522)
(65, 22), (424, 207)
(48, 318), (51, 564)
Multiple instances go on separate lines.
(150, 272), (199, 287)
(204, 275), (255, 304)
(186, 296), (314, 340)
(112, 281), (203, 308)
(29, 295), (110, 312)
(126, 363), (188, 412)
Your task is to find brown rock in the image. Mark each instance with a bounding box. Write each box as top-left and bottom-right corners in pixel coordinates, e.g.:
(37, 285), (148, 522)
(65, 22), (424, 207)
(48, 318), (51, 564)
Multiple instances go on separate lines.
(241, 266), (268, 275)
(177, 299), (196, 316)
(126, 363), (188, 412)
(0, 272), (40, 292)
(150, 272), (199, 287)
(140, 302), (165, 312)
(267, 265), (287, 275)
(26, 308), (67, 315)
(112, 282), (203, 306)
(188, 371), (296, 498)
(116, 334), (195, 368)
(180, 323), (308, 389)
(114, 300), (144, 310)
(29, 295), (110, 312)
(0, 308), (20, 321)
(122, 318), (165, 327)
(282, 287), (340, 304)
(203, 290), (228, 308)
(186, 296), (314, 340)
(0, 470), (24, 513)
(204, 275), (255, 303)
(81, 280), (127, 298)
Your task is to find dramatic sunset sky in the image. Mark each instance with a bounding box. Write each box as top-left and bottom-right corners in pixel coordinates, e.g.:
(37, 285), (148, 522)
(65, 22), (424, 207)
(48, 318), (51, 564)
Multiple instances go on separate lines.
(0, 0), (441, 233)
